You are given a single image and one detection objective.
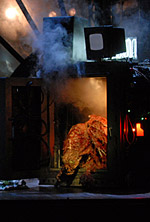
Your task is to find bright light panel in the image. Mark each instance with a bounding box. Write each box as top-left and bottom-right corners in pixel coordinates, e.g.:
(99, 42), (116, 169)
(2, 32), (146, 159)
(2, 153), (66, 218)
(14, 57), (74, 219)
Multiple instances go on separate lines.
(112, 37), (137, 59)
(89, 34), (103, 51)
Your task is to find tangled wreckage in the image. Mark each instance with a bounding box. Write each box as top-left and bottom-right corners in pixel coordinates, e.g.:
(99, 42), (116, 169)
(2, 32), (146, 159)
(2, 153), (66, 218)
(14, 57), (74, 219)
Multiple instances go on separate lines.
(56, 115), (107, 186)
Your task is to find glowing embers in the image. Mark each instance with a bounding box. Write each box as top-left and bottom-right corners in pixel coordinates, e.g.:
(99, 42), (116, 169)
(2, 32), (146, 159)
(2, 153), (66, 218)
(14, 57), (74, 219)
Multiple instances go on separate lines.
(136, 123), (144, 137)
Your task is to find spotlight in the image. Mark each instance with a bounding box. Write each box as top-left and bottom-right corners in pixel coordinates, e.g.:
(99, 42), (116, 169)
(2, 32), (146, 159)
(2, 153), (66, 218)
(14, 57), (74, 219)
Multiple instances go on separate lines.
(5, 7), (18, 20)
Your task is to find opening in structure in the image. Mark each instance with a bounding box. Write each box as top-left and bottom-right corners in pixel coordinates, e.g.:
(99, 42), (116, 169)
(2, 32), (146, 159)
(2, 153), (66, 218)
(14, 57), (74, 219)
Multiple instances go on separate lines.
(55, 77), (107, 172)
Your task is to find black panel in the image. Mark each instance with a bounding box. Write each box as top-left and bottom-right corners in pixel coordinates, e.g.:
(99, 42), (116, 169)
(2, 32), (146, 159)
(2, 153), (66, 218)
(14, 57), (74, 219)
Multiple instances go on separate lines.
(12, 86), (41, 170)
(84, 27), (126, 60)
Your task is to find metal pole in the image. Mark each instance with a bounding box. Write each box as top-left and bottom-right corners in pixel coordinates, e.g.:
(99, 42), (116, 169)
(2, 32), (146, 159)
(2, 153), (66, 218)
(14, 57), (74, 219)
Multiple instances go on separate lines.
(0, 36), (24, 63)
(16, 0), (40, 37)
(57, 0), (67, 16)
(88, 0), (96, 26)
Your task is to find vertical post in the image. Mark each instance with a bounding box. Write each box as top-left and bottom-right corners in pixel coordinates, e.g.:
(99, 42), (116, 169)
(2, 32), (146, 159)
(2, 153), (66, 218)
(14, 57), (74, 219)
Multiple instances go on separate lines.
(88, 0), (96, 26)
(47, 91), (50, 155)
(57, 0), (67, 16)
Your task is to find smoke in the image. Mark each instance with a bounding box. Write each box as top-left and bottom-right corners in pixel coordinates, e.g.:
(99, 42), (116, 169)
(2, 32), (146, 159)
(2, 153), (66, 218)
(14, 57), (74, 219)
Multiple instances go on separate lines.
(112, 0), (150, 61)
(31, 21), (72, 78)
(64, 0), (88, 18)
(30, 0), (89, 77)
(55, 77), (107, 118)
(0, 0), (89, 77)
(0, 0), (34, 59)
(0, 0), (59, 59)
(0, 44), (19, 77)
(43, 22), (71, 74)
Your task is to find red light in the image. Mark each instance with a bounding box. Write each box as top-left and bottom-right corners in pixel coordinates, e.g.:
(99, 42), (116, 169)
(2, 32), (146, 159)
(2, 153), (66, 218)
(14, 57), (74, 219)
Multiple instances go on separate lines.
(136, 123), (144, 137)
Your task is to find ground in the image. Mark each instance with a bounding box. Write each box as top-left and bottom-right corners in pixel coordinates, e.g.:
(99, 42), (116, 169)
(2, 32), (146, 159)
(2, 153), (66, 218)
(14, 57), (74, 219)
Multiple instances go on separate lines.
(1, 178), (150, 200)
(0, 179), (150, 221)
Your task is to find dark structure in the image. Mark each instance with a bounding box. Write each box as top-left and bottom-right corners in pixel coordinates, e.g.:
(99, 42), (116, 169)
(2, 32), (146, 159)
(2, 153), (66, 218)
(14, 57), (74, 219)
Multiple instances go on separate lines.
(0, 61), (131, 188)
(1, 0), (150, 189)
(0, 36), (24, 64)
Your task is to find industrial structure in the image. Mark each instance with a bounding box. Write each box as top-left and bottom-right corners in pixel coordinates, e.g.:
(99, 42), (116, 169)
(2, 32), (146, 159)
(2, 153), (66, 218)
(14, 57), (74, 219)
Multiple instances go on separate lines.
(0, 0), (150, 189)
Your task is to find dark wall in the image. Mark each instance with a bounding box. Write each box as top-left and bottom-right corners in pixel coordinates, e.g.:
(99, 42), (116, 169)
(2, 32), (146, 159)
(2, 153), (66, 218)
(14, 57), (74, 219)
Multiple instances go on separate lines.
(93, 0), (150, 61)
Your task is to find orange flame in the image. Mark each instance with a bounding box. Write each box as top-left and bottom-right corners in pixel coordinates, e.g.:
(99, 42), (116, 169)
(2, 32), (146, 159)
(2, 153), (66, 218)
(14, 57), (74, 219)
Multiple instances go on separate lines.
(136, 123), (144, 137)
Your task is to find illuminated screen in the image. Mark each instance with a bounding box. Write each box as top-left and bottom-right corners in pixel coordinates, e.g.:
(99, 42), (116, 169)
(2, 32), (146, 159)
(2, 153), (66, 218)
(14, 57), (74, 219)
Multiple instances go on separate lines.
(89, 34), (103, 50)
(84, 27), (126, 60)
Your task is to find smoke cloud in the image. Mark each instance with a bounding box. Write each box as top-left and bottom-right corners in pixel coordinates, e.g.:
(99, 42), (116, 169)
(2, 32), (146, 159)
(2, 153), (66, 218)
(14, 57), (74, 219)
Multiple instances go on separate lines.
(0, 0), (36, 61)
(0, 0), (89, 77)
(2, 0), (150, 75)
(30, 22), (72, 78)
(43, 22), (71, 74)
(55, 77), (107, 118)
(112, 0), (150, 61)
(0, 44), (20, 76)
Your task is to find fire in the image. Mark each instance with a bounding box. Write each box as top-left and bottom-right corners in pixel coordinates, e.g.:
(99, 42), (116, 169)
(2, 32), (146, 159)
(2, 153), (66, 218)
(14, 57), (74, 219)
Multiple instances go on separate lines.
(5, 7), (18, 20)
(49, 11), (57, 17)
(136, 123), (144, 137)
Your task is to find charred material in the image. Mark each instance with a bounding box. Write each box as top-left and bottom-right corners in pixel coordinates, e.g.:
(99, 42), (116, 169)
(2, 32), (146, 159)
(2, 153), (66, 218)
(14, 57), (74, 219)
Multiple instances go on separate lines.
(56, 115), (107, 186)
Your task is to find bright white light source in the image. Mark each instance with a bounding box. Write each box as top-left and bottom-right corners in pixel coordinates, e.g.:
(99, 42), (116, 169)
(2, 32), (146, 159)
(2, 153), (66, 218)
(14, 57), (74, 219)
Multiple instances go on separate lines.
(112, 37), (137, 60)
(125, 37), (137, 59)
(5, 8), (18, 20)
(89, 34), (103, 50)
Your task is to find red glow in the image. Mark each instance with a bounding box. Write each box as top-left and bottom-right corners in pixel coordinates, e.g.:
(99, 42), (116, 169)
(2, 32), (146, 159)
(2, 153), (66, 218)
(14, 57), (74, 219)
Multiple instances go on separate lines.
(136, 123), (144, 137)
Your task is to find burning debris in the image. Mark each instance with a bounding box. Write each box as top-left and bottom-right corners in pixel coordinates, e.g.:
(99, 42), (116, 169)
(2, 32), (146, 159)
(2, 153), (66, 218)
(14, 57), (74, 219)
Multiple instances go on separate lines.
(56, 115), (107, 186)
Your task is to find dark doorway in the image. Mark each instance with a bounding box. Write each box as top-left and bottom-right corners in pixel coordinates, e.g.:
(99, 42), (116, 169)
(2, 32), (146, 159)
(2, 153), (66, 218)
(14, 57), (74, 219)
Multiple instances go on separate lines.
(12, 86), (41, 170)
